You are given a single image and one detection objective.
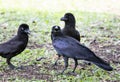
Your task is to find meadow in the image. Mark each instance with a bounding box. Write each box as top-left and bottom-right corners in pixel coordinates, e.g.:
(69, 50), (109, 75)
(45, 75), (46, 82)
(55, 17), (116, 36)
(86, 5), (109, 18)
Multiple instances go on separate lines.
(0, 0), (120, 81)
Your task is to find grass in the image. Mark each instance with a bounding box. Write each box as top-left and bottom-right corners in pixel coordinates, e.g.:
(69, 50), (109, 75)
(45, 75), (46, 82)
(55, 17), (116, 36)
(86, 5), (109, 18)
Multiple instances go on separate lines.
(0, 0), (120, 82)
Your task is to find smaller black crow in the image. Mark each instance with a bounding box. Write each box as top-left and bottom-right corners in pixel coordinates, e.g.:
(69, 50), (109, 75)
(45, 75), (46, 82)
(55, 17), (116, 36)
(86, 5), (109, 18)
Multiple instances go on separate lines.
(51, 26), (113, 74)
(0, 24), (30, 69)
(61, 13), (80, 41)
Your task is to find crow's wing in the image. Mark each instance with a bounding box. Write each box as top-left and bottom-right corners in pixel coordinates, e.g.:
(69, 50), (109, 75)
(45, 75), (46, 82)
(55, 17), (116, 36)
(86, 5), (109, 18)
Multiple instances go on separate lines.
(75, 30), (80, 41)
(0, 37), (24, 55)
(53, 36), (113, 71)
(53, 36), (98, 61)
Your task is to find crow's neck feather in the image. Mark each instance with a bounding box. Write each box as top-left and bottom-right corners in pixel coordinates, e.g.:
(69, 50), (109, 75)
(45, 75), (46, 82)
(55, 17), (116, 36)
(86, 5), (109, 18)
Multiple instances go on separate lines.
(17, 33), (28, 41)
(65, 21), (75, 29)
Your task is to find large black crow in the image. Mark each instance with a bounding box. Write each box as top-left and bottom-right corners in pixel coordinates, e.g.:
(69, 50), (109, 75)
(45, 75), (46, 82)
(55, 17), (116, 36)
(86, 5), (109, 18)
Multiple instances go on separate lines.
(51, 26), (113, 74)
(52, 13), (81, 66)
(0, 24), (30, 69)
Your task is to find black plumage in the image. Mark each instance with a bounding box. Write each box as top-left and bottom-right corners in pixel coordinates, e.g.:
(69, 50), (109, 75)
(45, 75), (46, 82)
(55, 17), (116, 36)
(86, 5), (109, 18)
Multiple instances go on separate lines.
(0, 24), (30, 69)
(51, 26), (113, 74)
(52, 13), (80, 66)
(61, 13), (80, 41)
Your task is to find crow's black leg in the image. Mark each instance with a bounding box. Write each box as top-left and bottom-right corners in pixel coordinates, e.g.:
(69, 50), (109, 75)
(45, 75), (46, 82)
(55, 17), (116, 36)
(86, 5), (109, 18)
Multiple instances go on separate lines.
(72, 58), (78, 73)
(53, 55), (61, 67)
(61, 56), (68, 74)
(7, 58), (15, 69)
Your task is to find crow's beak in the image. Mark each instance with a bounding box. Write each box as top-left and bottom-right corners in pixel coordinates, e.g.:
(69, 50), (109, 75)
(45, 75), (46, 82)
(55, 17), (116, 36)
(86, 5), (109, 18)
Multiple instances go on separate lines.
(25, 29), (31, 34)
(60, 17), (67, 21)
(52, 29), (59, 33)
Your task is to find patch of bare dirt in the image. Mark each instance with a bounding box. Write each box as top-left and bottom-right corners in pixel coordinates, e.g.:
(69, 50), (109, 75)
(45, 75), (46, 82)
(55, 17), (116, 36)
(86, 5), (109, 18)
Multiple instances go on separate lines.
(27, 42), (53, 50)
(0, 64), (52, 81)
(89, 40), (120, 63)
(0, 57), (65, 81)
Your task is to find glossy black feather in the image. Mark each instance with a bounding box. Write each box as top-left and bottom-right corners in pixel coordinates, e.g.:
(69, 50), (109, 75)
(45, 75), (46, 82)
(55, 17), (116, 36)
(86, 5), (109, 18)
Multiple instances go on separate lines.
(51, 26), (113, 73)
(61, 13), (80, 41)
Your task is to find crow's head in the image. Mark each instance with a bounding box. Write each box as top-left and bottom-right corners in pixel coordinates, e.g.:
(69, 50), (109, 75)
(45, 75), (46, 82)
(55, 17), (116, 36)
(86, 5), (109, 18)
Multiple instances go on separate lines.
(18, 24), (30, 35)
(60, 13), (75, 23)
(51, 25), (63, 37)
(52, 26), (61, 33)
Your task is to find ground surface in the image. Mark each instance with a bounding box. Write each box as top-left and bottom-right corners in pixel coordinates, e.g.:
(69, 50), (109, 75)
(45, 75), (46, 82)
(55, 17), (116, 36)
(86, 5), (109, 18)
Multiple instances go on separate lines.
(0, 0), (120, 82)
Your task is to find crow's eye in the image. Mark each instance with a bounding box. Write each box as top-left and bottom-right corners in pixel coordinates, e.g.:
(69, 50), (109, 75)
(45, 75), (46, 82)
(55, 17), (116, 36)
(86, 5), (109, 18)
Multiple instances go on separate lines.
(21, 27), (24, 30)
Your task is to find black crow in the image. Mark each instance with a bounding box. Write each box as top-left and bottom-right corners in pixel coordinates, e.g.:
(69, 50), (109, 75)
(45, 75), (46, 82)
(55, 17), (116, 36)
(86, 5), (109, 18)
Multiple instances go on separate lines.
(53, 13), (81, 66)
(61, 13), (80, 41)
(51, 26), (113, 74)
(0, 24), (30, 69)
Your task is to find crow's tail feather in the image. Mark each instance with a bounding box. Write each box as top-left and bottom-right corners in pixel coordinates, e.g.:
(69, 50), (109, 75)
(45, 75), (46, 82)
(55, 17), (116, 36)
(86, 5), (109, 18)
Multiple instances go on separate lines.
(90, 56), (113, 71)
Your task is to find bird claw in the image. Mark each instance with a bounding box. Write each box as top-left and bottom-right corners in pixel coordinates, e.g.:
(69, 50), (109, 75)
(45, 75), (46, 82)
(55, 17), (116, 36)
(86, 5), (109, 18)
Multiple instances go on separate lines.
(9, 64), (24, 70)
(67, 71), (77, 76)
(16, 66), (24, 70)
(9, 65), (16, 70)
